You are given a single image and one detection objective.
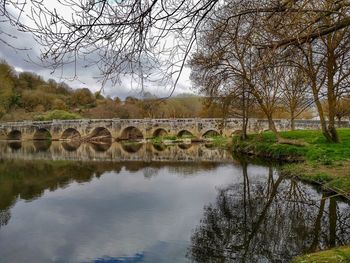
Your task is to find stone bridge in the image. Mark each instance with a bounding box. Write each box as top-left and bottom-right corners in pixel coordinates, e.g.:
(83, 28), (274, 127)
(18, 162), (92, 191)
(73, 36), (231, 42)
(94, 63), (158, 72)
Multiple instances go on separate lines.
(0, 118), (349, 141)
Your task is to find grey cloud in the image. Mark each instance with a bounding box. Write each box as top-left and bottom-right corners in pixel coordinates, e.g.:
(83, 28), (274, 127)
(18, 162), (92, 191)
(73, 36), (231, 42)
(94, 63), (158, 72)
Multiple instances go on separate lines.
(0, 18), (194, 99)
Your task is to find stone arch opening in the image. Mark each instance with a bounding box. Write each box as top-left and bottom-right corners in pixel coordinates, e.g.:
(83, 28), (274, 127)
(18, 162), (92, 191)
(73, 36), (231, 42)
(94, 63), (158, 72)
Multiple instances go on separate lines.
(61, 128), (81, 140)
(202, 130), (220, 138)
(177, 130), (193, 138)
(34, 140), (52, 151)
(89, 127), (112, 141)
(153, 128), (168, 138)
(120, 126), (144, 140)
(90, 141), (112, 152)
(7, 130), (22, 140)
(62, 141), (81, 152)
(178, 143), (192, 150)
(121, 143), (143, 153)
(7, 141), (22, 150)
(153, 143), (167, 152)
(204, 143), (215, 149)
(33, 128), (52, 140)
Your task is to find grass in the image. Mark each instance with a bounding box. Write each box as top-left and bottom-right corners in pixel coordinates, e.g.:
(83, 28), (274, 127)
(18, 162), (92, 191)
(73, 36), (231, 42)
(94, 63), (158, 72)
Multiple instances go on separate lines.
(232, 129), (350, 195)
(234, 129), (350, 162)
(150, 135), (178, 144)
(292, 246), (350, 263)
(34, 110), (82, 121)
(150, 135), (230, 145)
(206, 135), (231, 147)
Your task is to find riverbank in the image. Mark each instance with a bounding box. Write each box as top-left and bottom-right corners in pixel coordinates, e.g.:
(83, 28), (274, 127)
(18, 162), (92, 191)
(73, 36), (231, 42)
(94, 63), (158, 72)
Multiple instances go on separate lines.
(232, 129), (350, 197)
(292, 245), (350, 262)
(232, 129), (350, 262)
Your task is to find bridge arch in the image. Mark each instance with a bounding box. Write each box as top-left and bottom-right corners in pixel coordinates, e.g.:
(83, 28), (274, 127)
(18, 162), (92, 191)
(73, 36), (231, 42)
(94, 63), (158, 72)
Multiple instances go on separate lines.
(152, 128), (168, 138)
(62, 141), (81, 152)
(121, 143), (143, 153)
(153, 143), (167, 151)
(7, 130), (22, 140)
(7, 141), (22, 150)
(120, 126), (144, 140)
(33, 128), (52, 140)
(90, 141), (112, 152)
(89, 127), (112, 141)
(178, 143), (192, 150)
(177, 130), (193, 138)
(33, 140), (52, 151)
(202, 129), (220, 138)
(61, 128), (81, 140)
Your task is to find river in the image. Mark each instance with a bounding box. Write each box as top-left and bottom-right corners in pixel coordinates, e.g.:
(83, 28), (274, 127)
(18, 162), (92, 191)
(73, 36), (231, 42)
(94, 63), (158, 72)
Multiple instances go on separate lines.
(0, 141), (349, 262)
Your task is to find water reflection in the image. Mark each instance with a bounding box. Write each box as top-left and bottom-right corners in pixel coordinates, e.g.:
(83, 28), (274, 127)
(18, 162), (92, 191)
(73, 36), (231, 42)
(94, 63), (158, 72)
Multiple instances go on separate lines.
(178, 143), (192, 150)
(0, 141), (233, 163)
(153, 143), (167, 152)
(33, 140), (52, 151)
(0, 143), (349, 262)
(7, 141), (21, 151)
(62, 140), (81, 151)
(188, 162), (350, 263)
(121, 142), (143, 153)
(90, 141), (112, 152)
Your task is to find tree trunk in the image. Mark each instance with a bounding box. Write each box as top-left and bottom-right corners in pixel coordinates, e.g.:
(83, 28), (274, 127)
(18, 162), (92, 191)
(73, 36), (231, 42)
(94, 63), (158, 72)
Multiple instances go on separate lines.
(290, 113), (295, 131)
(240, 89), (248, 140)
(326, 35), (339, 143)
(267, 114), (282, 140)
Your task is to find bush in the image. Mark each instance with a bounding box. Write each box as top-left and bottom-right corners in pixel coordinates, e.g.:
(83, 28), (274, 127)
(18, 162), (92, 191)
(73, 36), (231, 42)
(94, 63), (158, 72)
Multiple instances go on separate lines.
(71, 88), (96, 106)
(21, 90), (55, 111)
(34, 110), (81, 121)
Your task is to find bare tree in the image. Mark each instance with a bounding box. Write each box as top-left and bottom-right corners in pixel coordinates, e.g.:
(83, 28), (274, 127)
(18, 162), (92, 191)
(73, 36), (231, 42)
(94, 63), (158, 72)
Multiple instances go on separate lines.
(2, 0), (349, 86)
(2, 0), (350, 143)
(280, 64), (311, 130)
(190, 4), (291, 141)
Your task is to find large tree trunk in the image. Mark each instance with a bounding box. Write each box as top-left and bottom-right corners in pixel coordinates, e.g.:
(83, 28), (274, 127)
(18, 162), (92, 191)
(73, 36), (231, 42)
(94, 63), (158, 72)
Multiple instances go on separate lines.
(325, 34), (339, 143)
(311, 77), (337, 143)
(315, 98), (334, 142)
(267, 114), (282, 140)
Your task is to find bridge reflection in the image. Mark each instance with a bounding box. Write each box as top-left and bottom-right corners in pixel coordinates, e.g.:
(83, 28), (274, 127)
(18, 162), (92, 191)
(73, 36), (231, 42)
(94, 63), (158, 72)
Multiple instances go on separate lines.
(0, 141), (233, 163)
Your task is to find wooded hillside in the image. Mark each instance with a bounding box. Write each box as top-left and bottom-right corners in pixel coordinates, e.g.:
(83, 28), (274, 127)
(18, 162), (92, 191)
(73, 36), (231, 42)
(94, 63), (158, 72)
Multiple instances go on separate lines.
(0, 59), (313, 121)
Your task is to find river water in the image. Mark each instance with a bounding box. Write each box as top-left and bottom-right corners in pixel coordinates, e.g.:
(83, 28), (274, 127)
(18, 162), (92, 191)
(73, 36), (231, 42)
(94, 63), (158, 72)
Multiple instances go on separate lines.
(0, 141), (349, 263)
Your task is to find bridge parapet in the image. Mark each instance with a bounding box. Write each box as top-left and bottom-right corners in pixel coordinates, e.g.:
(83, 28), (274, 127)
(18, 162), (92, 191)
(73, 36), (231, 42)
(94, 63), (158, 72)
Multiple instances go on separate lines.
(1, 118), (349, 141)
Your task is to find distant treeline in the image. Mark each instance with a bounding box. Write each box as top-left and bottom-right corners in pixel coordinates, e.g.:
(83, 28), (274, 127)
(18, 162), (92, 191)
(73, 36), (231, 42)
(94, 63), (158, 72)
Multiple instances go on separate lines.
(0, 59), (312, 121)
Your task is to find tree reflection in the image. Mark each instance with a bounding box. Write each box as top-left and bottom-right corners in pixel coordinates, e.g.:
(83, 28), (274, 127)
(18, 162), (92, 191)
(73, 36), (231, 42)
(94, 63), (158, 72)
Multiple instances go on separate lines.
(188, 163), (350, 263)
(0, 159), (225, 229)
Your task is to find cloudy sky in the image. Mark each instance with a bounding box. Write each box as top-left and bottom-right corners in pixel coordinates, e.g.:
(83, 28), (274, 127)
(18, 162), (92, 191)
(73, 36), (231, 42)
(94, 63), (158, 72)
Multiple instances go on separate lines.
(0, 2), (195, 99)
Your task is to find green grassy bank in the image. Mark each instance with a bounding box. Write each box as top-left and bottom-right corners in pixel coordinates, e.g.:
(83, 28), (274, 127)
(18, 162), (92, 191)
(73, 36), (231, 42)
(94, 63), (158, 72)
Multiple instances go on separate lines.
(233, 129), (350, 262)
(292, 245), (350, 263)
(233, 129), (350, 197)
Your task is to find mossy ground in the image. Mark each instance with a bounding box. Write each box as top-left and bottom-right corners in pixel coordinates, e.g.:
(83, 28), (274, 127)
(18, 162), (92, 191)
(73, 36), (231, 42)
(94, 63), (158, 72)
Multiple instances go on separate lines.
(292, 246), (350, 263)
(233, 129), (350, 196)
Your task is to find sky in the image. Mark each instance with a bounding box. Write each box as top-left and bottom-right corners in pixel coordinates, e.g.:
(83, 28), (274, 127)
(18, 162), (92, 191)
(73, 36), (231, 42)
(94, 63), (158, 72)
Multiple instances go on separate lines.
(0, 2), (195, 99)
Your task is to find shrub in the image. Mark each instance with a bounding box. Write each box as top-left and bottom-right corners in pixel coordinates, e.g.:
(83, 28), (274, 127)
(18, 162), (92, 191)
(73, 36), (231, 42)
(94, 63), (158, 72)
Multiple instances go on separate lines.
(34, 110), (81, 121)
